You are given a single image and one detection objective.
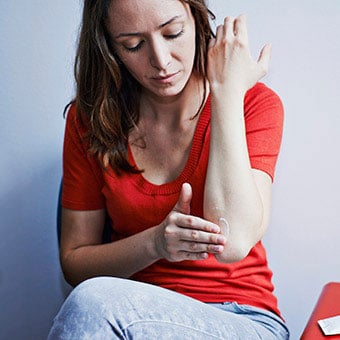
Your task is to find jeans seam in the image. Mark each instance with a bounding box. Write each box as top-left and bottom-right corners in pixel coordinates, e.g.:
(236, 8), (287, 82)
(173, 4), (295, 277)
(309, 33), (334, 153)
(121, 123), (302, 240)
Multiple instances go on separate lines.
(122, 319), (224, 339)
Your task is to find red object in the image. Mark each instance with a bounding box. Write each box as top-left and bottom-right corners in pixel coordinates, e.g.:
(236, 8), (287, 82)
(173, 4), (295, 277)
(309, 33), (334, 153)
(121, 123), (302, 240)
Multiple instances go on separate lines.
(62, 83), (284, 316)
(301, 282), (340, 339)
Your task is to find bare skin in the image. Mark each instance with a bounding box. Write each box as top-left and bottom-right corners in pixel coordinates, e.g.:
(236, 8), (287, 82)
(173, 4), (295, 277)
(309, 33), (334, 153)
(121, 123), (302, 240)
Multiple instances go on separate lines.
(204, 14), (272, 262)
(60, 1), (273, 286)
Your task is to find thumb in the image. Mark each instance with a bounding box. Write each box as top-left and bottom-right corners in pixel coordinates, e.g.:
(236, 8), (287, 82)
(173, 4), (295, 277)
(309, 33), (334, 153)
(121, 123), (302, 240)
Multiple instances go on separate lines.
(257, 43), (272, 78)
(174, 183), (192, 215)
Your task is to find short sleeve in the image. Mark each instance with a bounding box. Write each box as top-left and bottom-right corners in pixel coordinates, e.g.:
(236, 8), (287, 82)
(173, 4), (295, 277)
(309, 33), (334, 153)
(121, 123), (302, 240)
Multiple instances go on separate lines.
(244, 83), (284, 181)
(62, 104), (105, 210)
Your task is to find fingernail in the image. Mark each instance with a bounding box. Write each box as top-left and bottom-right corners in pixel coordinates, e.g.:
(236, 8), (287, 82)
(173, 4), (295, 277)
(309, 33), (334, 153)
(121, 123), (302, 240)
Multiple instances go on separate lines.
(213, 245), (224, 253)
(212, 225), (220, 233)
(201, 252), (209, 259)
(217, 235), (226, 244)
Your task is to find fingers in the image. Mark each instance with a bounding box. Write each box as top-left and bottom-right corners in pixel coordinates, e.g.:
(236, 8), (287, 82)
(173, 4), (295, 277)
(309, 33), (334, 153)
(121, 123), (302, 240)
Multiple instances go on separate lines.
(167, 239), (225, 262)
(166, 215), (226, 251)
(208, 36), (216, 49)
(217, 15), (248, 42)
(168, 212), (220, 234)
(223, 16), (235, 42)
(180, 228), (226, 245)
(208, 13), (271, 88)
(233, 14), (248, 42)
(164, 184), (230, 262)
(214, 24), (224, 45)
(162, 212), (226, 261)
(180, 232), (226, 255)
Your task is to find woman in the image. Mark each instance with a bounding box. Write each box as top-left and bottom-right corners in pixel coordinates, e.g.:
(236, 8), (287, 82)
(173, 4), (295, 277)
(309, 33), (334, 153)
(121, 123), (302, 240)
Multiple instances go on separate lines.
(49, 0), (289, 338)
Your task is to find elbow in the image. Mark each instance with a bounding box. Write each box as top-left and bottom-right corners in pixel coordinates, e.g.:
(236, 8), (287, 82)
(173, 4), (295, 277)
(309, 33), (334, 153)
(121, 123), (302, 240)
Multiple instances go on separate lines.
(60, 252), (84, 288)
(215, 237), (253, 264)
(230, 240), (254, 262)
(212, 212), (266, 264)
(62, 269), (79, 288)
(60, 258), (77, 287)
(204, 198), (267, 263)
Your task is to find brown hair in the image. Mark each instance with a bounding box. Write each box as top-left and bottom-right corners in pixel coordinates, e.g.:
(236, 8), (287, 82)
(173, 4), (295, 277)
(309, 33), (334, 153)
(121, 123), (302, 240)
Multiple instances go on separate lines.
(73, 0), (215, 174)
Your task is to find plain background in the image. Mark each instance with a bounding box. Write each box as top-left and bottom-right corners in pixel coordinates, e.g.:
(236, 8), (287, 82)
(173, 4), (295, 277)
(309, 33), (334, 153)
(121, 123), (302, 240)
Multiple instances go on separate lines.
(1, 1), (339, 339)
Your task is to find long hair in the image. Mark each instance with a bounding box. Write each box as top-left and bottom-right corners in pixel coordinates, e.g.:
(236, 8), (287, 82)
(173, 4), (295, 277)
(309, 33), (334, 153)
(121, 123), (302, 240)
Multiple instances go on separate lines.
(73, 0), (215, 174)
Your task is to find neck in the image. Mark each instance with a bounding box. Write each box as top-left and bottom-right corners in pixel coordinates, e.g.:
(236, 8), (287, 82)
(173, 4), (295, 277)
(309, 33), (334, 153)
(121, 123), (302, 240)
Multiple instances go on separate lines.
(140, 74), (206, 127)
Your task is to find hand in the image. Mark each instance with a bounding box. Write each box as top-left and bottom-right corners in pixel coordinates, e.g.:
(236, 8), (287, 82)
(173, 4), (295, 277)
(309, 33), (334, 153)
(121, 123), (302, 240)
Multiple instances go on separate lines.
(207, 14), (271, 94)
(154, 183), (226, 262)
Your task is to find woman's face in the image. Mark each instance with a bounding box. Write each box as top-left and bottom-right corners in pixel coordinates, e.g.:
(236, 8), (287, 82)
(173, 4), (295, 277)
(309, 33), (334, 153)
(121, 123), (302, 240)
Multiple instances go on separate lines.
(107, 0), (196, 98)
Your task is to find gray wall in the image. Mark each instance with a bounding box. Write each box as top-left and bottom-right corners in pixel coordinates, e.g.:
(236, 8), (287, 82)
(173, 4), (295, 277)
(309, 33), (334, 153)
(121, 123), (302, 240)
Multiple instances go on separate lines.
(1, 1), (339, 339)
(0, 1), (79, 339)
(210, 1), (340, 339)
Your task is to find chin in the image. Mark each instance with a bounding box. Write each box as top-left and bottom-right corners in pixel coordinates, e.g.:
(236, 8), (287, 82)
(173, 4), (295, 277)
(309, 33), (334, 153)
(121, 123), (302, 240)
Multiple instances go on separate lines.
(156, 88), (183, 97)
(151, 80), (189, 98)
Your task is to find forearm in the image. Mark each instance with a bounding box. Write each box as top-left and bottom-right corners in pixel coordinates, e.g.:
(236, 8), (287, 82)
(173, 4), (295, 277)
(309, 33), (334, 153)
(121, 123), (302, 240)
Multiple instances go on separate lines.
(61, 226), (159, 286)
(61, 184), (226, 286)
(204, 88), (264, 261)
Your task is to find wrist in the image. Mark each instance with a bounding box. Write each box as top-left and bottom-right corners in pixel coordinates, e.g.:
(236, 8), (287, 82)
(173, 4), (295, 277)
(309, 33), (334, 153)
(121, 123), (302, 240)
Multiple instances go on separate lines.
(147, 225), (163, 261)
(209, 80), (247, 99)
(209, 89), (245, 123)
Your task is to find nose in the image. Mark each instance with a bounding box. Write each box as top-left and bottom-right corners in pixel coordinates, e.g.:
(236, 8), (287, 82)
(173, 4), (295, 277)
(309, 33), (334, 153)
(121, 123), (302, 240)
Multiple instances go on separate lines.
(149, 38), (171, 71)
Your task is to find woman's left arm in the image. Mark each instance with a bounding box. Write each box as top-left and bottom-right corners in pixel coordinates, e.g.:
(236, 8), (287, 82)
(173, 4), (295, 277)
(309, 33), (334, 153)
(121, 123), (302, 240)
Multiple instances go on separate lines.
(204, 15), (273, 262)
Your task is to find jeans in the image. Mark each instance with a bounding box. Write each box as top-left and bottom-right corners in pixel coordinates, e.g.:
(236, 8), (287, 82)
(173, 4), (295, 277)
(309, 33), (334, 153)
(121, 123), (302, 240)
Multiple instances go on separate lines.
(48, 277), (289, 339)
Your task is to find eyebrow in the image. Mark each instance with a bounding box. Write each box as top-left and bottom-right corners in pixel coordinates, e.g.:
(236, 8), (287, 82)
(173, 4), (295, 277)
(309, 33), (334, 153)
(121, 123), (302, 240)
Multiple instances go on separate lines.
(114, 15), (182, 39)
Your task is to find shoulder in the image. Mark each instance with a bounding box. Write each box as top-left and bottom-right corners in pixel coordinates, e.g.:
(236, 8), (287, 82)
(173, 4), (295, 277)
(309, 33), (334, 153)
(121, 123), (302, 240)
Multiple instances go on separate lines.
(64, 102), (90, 140)
(244, 82), (284, 127)
(244, 83), (284, 180)
(244, 82), (283, 116)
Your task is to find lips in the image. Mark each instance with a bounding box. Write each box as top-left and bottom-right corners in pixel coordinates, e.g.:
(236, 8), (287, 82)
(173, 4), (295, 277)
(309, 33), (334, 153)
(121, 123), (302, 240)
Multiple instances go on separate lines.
(151, 71), (179, 83)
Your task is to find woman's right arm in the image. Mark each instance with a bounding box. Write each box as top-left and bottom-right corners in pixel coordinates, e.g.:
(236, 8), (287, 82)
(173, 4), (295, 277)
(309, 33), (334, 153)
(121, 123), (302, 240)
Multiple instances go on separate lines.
(60, 183), (226, 287)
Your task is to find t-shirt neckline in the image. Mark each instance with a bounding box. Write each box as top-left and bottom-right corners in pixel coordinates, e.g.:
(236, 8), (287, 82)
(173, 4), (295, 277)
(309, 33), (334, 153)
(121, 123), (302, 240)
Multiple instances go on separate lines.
(127, 96), (211, 195)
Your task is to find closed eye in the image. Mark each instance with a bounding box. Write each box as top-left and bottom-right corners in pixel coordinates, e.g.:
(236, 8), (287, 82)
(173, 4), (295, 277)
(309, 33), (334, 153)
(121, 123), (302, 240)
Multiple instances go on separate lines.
(165, 30), (184, 40)
(123, 41), (145, 52)
(123, 29), (184, 53)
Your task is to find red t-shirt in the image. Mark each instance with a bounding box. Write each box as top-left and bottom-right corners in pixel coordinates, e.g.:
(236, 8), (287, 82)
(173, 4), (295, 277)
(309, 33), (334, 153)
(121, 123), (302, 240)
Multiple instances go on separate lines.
(62, 82), (284, 316)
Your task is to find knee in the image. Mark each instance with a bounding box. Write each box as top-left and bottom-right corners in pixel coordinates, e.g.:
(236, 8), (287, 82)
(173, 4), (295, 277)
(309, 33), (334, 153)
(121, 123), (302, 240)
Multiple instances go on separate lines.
(48, 277), (120, 339)
(65, 276), (118, 311)
(59, 276), (159, 320)
(54, 277), (122, 324)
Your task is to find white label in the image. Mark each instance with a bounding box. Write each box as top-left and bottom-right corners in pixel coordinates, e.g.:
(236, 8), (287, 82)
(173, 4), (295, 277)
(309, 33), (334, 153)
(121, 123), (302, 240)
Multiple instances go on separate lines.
(318, 315), (340, 336)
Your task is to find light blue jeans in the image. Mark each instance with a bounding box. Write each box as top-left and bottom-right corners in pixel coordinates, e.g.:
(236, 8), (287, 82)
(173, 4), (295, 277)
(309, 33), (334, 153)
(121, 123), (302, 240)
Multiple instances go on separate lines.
(48, 277), (289, 339)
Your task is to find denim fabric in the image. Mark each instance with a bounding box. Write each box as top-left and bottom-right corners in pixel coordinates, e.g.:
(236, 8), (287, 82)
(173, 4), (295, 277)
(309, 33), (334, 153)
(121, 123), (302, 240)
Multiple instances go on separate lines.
(48, 277), (289, 339)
